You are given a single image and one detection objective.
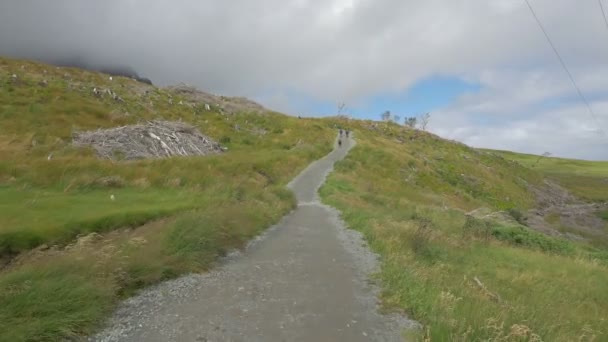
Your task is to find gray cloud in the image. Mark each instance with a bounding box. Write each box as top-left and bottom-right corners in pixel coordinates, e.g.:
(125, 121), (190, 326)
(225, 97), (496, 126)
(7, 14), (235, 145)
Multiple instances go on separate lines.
(0, 0), (562, 98)
(1, 0), (607, 159)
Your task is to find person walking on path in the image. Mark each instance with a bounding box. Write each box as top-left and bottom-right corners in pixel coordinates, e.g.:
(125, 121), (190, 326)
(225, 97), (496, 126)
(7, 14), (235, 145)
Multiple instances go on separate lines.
(338, 139), (342, 147)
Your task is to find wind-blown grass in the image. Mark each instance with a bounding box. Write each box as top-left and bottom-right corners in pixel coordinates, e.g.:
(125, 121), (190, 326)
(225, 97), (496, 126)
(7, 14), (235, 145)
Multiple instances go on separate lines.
(321, 125), (608, 341)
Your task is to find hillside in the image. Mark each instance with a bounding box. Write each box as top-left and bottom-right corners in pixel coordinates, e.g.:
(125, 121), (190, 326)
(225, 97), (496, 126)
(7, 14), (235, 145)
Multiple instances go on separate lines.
(1, 56), (607, 341)
(487, 149), (608, 202)
(0, 56), (338, 340)
(320, 124), (608, 341)
(0, 56), (337, 256)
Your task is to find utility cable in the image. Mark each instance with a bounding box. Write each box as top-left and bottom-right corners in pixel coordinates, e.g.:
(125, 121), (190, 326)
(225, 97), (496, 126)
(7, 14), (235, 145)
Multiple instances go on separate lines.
(524, 0), (606, 136)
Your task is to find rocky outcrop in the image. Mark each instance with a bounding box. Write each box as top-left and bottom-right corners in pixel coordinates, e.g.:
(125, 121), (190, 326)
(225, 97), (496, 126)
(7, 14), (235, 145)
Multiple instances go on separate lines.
(73, 120), (224, 160)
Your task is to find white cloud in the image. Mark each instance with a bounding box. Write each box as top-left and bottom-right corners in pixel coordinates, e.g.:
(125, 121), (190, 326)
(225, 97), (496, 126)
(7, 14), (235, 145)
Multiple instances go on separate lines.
(433, 89), (608, 160)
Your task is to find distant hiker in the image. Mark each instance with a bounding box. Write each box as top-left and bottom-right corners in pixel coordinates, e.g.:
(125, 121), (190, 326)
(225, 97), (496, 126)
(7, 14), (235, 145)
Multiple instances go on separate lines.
(346, 130), (350, 138)
(339, 129), (343, 136)
(338, 139), (342, 147)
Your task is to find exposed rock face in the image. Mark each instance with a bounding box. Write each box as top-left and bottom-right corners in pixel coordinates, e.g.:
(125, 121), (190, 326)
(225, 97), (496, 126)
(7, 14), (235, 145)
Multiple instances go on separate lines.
(519, 180), (607, 241)
(467, 180), (608, 243)
(73, 120), (224, 160)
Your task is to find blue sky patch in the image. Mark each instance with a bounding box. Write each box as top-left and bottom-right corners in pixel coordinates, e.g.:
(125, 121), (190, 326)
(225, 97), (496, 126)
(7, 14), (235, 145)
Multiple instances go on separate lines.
(351, 75), (481, 121)
(258, 75), (481, 122)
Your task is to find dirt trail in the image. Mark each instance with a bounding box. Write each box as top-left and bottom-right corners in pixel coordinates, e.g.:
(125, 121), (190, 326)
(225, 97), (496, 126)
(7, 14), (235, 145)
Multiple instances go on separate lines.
(91, 135), (417, 342)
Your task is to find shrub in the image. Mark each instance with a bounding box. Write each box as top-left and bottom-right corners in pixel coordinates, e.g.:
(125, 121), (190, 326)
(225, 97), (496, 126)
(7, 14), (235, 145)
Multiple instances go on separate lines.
(491, 225), (575, 255)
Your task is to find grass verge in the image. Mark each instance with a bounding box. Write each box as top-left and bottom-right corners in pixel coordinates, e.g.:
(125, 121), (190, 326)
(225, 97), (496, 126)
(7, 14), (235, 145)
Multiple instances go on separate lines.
(0, 185), (293, 341)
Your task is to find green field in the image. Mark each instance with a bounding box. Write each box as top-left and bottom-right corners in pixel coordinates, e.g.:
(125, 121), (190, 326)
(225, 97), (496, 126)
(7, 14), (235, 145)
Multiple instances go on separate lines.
(321, 124), (608, 341)
(486, 149), (608, 202)
(0, 187), (202, 255)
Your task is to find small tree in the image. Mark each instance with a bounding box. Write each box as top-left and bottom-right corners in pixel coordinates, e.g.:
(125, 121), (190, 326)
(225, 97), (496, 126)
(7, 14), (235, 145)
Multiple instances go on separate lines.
(381, 110), (391, 121)
(404, 117), (417, 128)
(393, 115), (401, 124)
(419, 112), (430, 131)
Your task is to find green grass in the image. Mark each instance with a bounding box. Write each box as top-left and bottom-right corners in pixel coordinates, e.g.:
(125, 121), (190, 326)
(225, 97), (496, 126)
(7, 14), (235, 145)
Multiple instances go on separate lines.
(0, 188), (294, 341)
(0, 187), (202, 255)
(0, 55), (339, 258)
(489, 223), (576, 255)
(321, 126), (608, 341)
(0, 56), (341, 341)
(0, 262), (116, 341)
(487, 149), (608, 201)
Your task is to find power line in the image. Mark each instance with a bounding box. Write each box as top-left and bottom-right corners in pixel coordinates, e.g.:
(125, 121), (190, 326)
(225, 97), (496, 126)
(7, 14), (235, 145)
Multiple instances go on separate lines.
(524, 0), (606, 136)
(599, 0), (608, 31)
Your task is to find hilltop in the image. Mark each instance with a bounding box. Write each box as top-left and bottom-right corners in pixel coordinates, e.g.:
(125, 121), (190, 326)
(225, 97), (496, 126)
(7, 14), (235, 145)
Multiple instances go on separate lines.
(1, 56), (607, 341)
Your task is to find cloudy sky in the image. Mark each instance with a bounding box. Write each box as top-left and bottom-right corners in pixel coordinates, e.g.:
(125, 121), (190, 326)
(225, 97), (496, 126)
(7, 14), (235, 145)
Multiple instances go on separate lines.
(1, 0), (607, 160)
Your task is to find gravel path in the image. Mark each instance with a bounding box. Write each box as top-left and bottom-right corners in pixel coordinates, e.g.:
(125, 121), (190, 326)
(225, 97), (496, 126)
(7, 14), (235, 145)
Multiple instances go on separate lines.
(90, 134), (418, 342)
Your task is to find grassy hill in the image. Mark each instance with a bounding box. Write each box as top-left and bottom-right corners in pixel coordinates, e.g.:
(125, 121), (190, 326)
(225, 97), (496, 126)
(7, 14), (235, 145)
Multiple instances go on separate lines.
(320, 124), (608, 341)
(0, 57), (341, 255)
(1, 56), (607, 341)
(486, 149), (608, 202)
(0, 56), (339, 340)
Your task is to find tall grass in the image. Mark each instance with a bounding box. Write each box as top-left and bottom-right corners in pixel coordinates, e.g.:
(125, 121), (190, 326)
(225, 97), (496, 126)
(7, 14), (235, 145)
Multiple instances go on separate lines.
(321, 127), (608, 341)
(0, 186), (294, 340)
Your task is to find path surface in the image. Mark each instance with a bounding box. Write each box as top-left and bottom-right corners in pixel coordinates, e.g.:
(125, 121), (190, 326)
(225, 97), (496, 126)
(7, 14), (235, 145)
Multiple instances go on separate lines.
(92, 135), (416, 342)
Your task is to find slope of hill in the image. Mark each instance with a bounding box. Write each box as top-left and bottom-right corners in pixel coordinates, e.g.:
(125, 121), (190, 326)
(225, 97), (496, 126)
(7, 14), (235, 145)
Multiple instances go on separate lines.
(1, 56), (607, 341)
(320, 123), (608, 341)
(487, 149), (608, 202)
(0, 56), (338, 340)
(486, 149), (608, 249)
